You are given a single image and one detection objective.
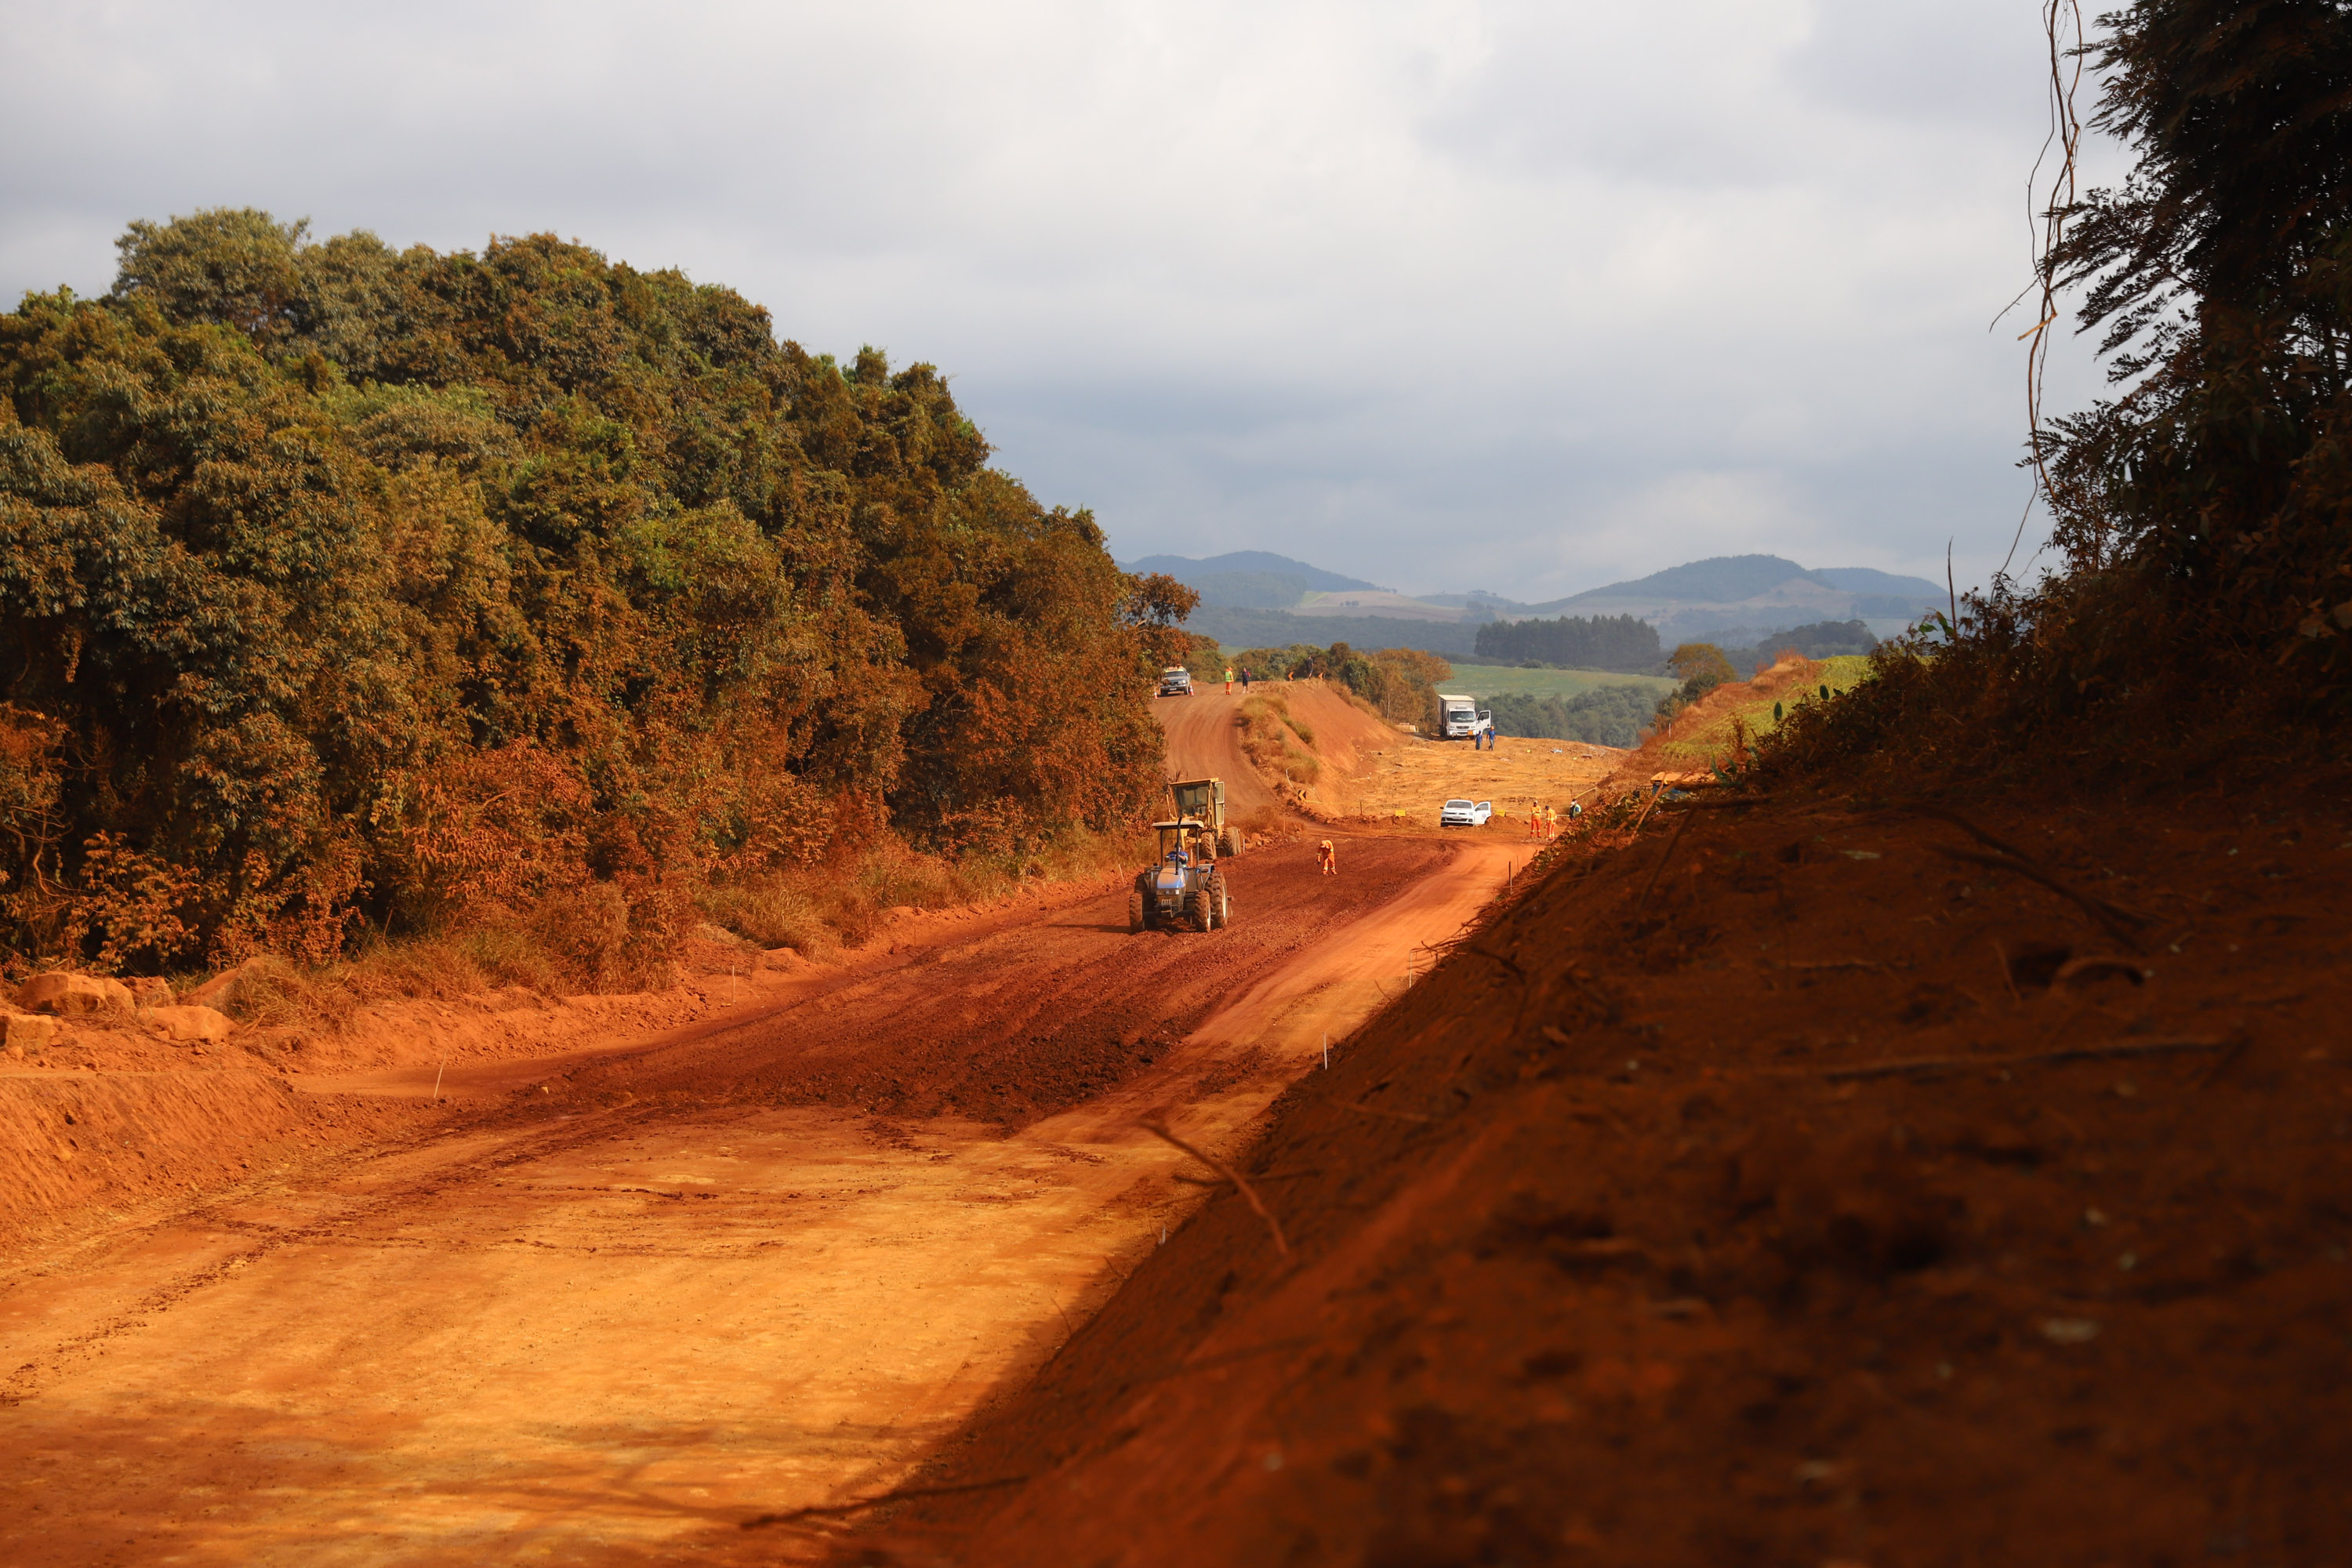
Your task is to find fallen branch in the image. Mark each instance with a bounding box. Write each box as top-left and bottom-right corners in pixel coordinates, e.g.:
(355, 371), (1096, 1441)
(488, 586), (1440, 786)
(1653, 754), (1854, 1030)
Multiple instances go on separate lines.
(1798, 1036), (2228, 1082)
(1141, 1120), (1290, 1256)
(1933, 845), (2153, 951)
(1913, 804), (2038, 864)
(1460, 943), (1526, 978)
(1634, 807), (1698, 915)
(741, 1472), (1032, 1529)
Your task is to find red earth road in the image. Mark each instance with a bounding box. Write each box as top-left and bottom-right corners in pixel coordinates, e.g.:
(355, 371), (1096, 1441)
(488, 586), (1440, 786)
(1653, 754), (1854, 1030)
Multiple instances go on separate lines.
(0, 698), (1523, 1565)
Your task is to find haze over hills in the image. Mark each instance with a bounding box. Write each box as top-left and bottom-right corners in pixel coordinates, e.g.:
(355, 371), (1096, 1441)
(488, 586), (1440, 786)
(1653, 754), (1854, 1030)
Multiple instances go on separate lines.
(1126, 550), (1947, 657)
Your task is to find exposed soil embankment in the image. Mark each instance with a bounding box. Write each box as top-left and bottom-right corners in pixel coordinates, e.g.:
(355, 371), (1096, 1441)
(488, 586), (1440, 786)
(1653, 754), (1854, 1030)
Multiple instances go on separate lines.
(0, 832), (1516, 1566)
(838, 780), (2351, 1565)
(0, 873), (1131, 1251)
(1160, 681), (1400, 821)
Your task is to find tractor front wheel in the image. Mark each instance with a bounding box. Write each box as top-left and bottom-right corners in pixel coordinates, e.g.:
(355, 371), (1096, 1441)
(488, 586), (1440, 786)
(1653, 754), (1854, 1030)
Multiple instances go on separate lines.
(1186, 886), (1214, 932)
(1213, 874), (1232, 928)
(1127, 886), (1147, 933)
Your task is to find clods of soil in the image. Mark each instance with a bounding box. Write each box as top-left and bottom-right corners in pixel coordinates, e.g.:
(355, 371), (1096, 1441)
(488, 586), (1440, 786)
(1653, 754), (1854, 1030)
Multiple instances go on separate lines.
(833, 782), (2352, 1566)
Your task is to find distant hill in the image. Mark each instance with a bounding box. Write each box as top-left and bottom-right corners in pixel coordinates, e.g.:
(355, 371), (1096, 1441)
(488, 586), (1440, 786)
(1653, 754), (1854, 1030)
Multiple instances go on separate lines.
(1529, 554), (1947, 643)
(1184, 606), (1478, 660)
(1127, 548), (1946, 646)
(1586, 554), (1820, 604)
(1124, 552), (1383, 601)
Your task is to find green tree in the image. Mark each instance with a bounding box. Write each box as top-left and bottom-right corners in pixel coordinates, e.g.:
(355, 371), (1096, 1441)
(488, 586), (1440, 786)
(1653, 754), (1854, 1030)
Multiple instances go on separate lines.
(2044, 1), (2352, 683)
(0, 212), (1177, 969)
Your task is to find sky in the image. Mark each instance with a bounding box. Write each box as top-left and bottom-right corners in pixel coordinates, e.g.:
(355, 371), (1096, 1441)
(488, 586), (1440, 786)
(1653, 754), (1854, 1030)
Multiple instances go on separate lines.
(0, 0), (2125, 599)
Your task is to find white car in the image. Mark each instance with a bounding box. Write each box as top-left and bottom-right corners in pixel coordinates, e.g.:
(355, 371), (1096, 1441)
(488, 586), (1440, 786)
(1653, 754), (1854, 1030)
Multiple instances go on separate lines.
(1439, 798), (1493, 827)
(1156, 666), (1193, 697)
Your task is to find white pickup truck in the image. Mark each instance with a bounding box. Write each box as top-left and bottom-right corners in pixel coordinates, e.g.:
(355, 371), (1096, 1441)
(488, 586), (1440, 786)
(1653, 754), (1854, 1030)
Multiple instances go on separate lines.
(1438, 694), (1493, 742)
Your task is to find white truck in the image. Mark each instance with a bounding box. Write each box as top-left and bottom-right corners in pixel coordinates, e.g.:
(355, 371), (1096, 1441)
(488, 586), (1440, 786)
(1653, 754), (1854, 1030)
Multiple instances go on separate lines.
(1438, 694), (1493, 742)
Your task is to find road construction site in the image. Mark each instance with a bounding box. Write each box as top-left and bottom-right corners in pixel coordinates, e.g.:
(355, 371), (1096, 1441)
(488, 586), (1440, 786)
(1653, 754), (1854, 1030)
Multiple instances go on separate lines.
(0, 685), (1525, 1566)
(13, 666), (2337, 1566)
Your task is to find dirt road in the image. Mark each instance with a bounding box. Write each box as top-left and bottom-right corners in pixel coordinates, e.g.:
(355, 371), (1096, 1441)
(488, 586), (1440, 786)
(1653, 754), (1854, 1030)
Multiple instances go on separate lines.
(0, 713), (1523, 1564)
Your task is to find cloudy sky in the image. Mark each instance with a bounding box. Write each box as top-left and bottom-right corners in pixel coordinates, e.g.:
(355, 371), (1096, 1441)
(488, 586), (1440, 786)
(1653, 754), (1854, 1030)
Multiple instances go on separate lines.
(1, 1), (2120, 598)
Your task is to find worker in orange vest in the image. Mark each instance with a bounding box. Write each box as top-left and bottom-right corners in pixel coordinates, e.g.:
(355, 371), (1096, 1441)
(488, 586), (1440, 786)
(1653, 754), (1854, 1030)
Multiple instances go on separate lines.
(1224, 666), (1235, 694)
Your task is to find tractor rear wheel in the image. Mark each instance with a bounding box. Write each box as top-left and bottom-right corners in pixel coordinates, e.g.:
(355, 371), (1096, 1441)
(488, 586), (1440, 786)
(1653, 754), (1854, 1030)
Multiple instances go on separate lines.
(1186, 885), (1214, 932)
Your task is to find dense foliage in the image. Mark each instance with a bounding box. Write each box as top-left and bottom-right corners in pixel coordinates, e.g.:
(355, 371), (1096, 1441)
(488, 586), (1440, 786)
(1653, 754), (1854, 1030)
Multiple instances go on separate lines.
(1472, 613), (1660, 671)
(2038, 0), (2352, 691)
(1715, 619), (1878, 676)
(1773, 2), (2352, 786)
(1651, 643), (1735, 728)
(1233, 642), (1452, 731)
(1485, 686), (1657, 747)
(0, 209), (1175, 972)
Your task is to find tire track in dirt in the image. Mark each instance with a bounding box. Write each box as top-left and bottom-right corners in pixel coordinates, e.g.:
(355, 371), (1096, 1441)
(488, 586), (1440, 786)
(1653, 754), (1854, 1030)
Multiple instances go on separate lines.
(0, 844), (1527, 1564)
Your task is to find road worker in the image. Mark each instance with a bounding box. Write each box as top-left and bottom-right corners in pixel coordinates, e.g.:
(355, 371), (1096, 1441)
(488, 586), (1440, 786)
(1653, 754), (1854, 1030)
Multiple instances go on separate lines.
(1317, 838), (1337, 876)
(1225, 666), (1235, 694)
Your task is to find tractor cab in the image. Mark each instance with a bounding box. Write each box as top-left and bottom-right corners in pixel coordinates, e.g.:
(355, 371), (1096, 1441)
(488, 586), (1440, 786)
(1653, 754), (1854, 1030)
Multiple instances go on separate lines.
(1156, 818), (1216, 869)
(1131, 818), (1233, 933)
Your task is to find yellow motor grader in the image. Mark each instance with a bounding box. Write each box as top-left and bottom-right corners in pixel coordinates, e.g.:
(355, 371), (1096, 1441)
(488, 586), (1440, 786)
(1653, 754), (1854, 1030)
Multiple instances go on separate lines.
(1169, 777), (1245, 858)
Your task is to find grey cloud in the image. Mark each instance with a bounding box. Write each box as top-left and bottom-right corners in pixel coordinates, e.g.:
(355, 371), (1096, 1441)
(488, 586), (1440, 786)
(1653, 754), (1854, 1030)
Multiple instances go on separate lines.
(0, 0), (2103, 599)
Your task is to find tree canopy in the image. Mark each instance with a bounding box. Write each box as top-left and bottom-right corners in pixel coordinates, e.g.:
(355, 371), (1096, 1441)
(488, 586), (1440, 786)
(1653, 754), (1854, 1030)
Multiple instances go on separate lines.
(0, 210), (1172, 971)
(1472, 613), (1659, 671)
(2044, 0), (2352, 684)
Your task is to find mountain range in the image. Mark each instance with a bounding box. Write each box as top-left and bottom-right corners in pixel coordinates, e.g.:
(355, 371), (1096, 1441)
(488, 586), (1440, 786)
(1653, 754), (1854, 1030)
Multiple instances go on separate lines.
(1122, 550), (1949, 654)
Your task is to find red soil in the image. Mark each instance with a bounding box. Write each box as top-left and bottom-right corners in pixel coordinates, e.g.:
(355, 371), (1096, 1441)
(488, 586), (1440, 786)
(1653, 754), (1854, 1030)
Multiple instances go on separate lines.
(825, 777), (2352, 1566)
(0, 696), (1524, 1565)
(1156, 680), (1404, 822)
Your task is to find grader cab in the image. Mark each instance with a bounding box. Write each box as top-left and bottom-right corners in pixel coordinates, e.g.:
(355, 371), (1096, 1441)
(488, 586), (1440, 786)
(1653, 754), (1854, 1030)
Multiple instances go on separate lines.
(1169, 777), (1245, 858)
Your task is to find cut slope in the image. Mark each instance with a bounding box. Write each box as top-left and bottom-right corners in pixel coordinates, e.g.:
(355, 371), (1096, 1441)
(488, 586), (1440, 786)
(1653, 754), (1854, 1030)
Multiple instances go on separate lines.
(833, 773), (2351, 1566)
(1609, 652), (1872, 784)
(1156, 681), (1399, 822)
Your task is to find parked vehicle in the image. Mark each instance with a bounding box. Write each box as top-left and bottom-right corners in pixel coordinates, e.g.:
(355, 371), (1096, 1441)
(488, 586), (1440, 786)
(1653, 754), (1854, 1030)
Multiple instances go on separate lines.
(1439, 798), (1493, 827)
(1129, 818), (1233, 932)
(1157, 667), (1194, 697)
(1437, 694), (1492, 741)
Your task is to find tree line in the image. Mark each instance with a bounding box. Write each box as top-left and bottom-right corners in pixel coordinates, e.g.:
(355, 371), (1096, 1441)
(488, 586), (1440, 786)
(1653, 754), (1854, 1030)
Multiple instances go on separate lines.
(0, 210), (1186, 975)
(1472, 612), (1658, 670)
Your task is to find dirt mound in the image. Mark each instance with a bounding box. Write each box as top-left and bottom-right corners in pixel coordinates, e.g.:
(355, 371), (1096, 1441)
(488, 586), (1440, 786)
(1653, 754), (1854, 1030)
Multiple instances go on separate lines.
(0, 1069), (440, 1251)
(834, 778), (2351, 1564)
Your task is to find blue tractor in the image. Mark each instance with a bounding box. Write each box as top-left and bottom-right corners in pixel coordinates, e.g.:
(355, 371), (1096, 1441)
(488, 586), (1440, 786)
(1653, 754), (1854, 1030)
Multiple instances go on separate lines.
(1128, 818), (1233, 933)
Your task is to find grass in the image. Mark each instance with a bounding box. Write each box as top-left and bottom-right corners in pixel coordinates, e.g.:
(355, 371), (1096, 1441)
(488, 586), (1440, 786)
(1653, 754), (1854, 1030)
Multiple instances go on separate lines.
(1439, 665), (1678, 702)
(1236, 690), (1321, 786)
(1649, 655), (1875, 765)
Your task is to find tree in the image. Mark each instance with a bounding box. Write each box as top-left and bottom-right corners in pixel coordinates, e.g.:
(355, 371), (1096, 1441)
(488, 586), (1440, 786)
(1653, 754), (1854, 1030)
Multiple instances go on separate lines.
(2042, 2), (2352, 683)
(0, 212), (1170, 968)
